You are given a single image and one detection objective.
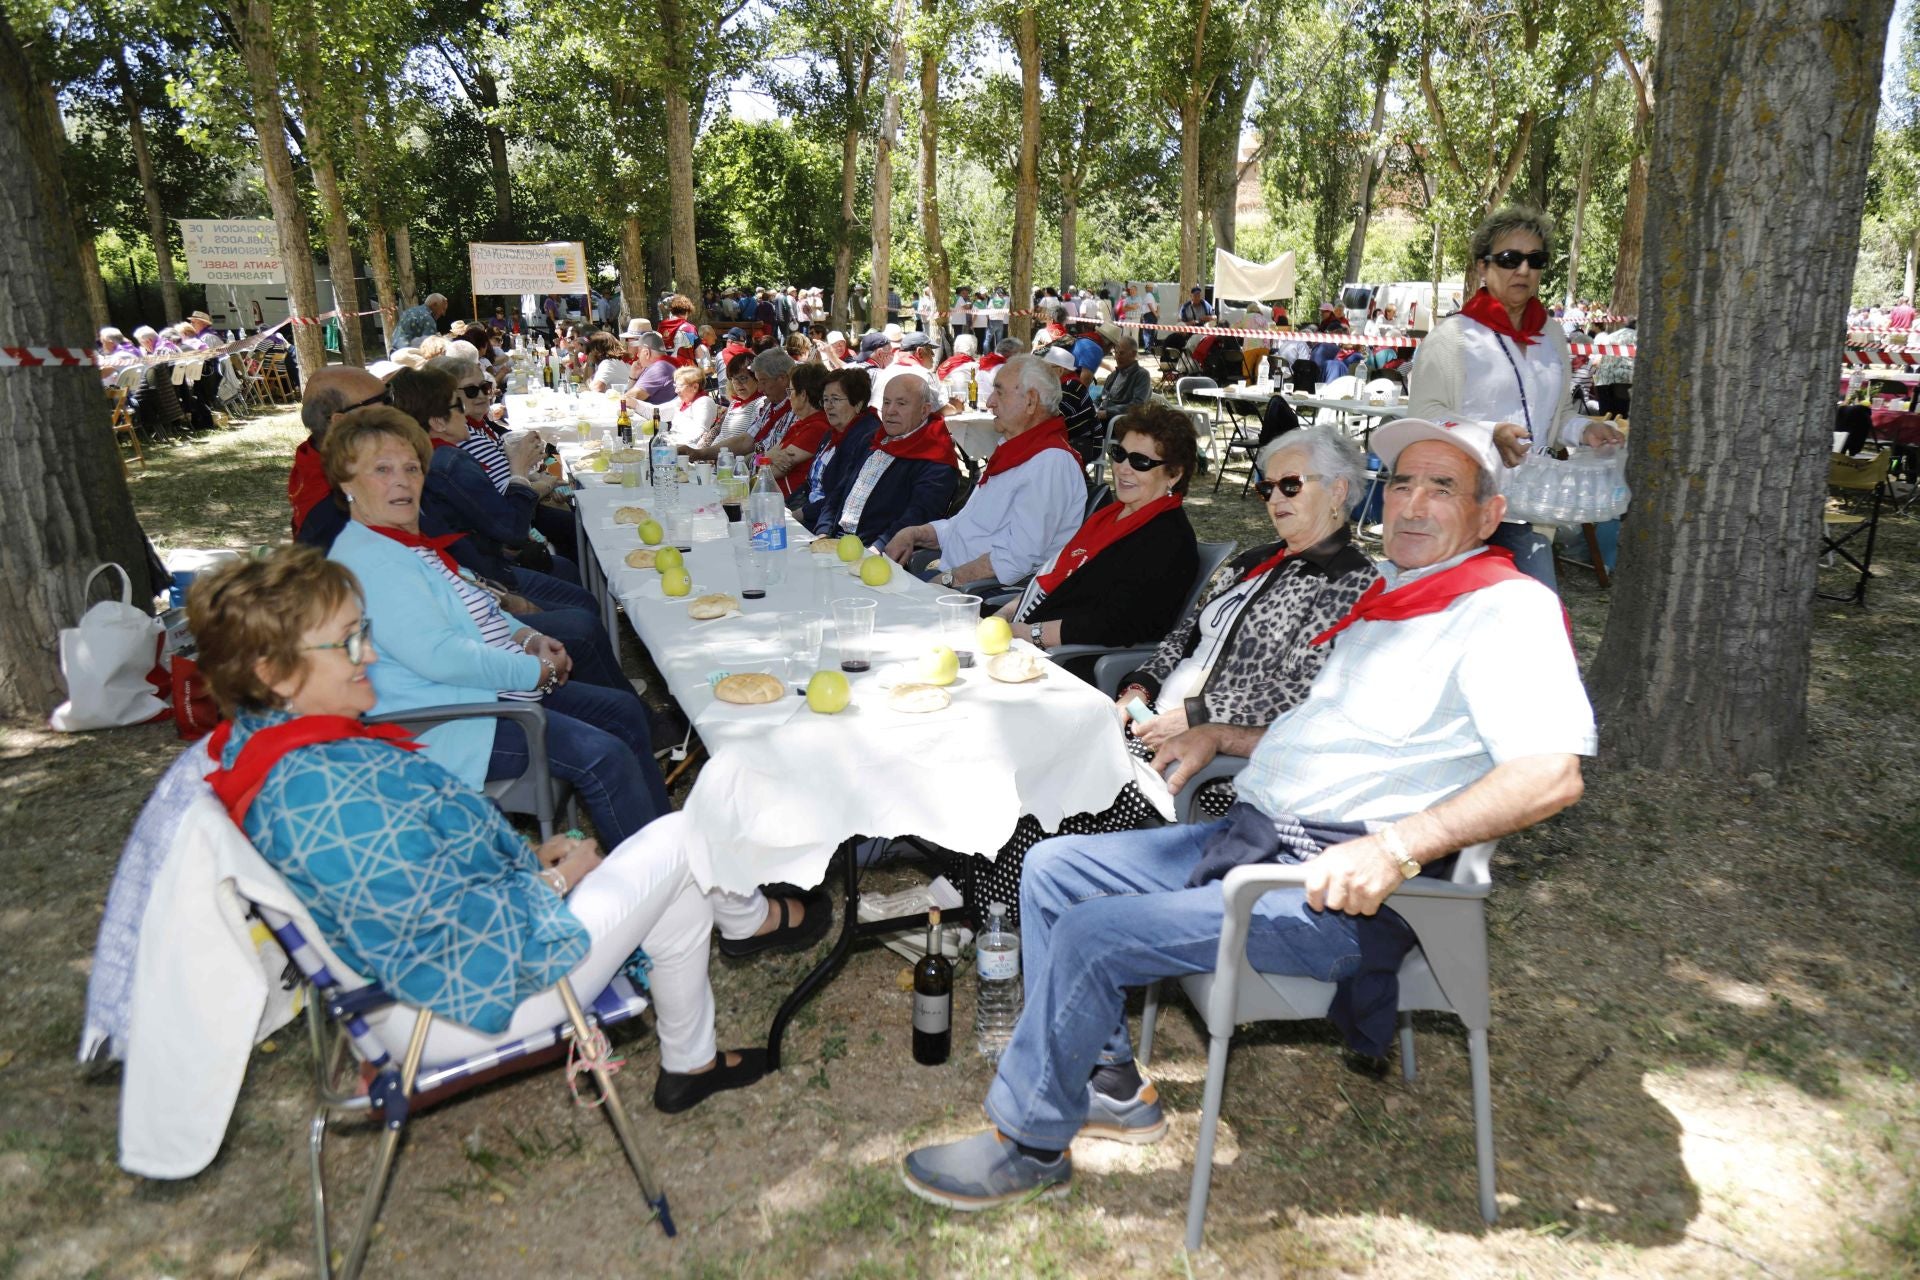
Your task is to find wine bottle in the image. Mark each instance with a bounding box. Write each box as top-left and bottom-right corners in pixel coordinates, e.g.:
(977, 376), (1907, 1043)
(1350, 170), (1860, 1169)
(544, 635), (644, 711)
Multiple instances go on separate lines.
(912, 908), (952, 1065)
(617, 403), (632, 447)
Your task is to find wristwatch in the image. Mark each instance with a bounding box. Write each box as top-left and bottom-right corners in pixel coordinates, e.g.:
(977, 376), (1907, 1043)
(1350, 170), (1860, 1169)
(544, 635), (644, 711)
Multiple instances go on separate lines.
(1029, 624), (1045, 646)
(1380, 825), (1420, 879)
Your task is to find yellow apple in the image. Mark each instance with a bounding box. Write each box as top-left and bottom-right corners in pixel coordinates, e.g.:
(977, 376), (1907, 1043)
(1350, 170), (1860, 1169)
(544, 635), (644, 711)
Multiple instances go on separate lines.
(653, 546), (684, 573)
(806, 670), (851, 714)
(859, 555), (893, 587)
(837, 534), (865, 562)
(923, 646), (959, 686)
(661, 567), (692, 597)
(588, 455), (610, 473)
(638, 518), (664, 546)
(976, 616), (1013, 655)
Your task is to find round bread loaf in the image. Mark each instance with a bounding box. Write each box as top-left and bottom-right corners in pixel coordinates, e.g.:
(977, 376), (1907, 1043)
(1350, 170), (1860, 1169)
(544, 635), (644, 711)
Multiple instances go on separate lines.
(687, 593), (737, 620)
(986, 652), (1044, 684)
(624, 548), (656, 569)
(887, 683), (952, 714)
(614, 506), (651, 524)
(714, 672), (784, 704)
(609, 448), (647, 463)
(809, 537), (843, 555)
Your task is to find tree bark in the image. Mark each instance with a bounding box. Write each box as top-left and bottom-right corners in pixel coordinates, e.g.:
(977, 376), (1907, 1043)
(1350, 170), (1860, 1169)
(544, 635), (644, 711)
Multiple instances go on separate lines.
(393, 221), (417, 307)
(0, 12), (156, 716)
(1610, 10), (1658, 318)
(114, 51), (181, 323)
(348, 95), (397, 350)
(834, 125), (859, 330)
(1587, 0), (1893, 772)
(1343, 56), (1394, 286)
(869, 0), (909, 332)
(917, 0), (950, 329)
(1178, 96), (1202, 298)
(478, 72), (513, 236)
(229, 0), (324, 374)
(77, 234), (111, 331)
(1565, 61), (1604, 306)
(293, 31), (364, 366)
(1060, 187), (1079, 290)
(1009, 4), (1040, 340)
(618, 212), (649, 323)
(1905, 228), (1918, 303)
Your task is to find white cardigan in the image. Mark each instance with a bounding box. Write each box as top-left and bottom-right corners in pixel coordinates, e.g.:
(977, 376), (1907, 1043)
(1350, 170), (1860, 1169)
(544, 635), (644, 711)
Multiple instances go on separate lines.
(1405, 312), (1589, 456)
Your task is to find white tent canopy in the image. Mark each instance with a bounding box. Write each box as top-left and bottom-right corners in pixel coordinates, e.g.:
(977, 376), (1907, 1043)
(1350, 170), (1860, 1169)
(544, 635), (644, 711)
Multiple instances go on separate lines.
(1211, 248), (1295, 303)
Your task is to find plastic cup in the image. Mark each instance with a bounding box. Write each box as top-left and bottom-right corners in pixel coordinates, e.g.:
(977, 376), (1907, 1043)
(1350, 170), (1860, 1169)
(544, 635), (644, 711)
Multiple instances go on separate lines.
(833, 598), (877, 672)
(666, 511), (691, 551)
(732, 533), (767, 598)
(937, 593), (981, 667)
(783, 611), (824, 680)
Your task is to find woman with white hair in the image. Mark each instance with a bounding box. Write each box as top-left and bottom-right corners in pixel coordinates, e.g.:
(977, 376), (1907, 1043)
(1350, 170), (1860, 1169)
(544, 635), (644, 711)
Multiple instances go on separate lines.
(936, 333), (978, 384)
(811, 370), (959, 546)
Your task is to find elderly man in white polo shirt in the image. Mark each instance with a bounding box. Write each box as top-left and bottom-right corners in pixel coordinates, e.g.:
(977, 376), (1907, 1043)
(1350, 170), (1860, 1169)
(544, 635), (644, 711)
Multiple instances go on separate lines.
(881, 353), (1085, 592)
(901, 416), (1596, 1209)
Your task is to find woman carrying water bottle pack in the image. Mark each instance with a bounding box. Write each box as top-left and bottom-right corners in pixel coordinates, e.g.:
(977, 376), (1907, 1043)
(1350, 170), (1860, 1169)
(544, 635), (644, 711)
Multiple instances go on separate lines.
(1405, 203), (1625, 589)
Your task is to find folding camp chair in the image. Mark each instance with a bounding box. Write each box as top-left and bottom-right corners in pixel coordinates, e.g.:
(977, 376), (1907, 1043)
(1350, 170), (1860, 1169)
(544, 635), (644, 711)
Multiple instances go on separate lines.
(1138, 838), (1503, 1250)
(1819, 448), (1891, 604)
(241, 878), (672, 1280)
(109, 384), (145, 473)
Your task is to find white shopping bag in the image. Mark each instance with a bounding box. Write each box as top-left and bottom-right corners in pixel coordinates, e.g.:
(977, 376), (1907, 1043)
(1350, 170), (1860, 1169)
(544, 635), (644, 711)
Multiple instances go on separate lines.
(49, 563), (166, 732)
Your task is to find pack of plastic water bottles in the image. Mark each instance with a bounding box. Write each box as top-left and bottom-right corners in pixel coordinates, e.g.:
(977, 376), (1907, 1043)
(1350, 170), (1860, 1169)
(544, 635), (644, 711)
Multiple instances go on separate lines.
(1504, 447), (1632, 524)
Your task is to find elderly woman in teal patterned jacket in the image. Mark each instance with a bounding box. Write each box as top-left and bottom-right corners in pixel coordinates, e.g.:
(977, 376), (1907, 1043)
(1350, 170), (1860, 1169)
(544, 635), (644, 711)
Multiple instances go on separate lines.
(188, 546), (768, 1114)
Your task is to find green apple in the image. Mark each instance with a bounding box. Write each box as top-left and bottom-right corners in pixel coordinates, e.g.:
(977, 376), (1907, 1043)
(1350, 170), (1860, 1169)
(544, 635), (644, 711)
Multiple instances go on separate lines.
(976, 616), (1013, 655)
(837, 534), (865, 562)
(806, 669), (851, 713)
(661, 567), (692, 597)
(859, 555), (893, 587)
(654, 546), (684, 573)
(638, 518), (664, 546)
(923, 646), (959, 686)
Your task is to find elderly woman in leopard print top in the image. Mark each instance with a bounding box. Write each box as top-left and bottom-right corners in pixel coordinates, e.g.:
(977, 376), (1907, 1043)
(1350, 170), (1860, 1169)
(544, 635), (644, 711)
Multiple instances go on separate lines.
(1116, 425), (1380, 752)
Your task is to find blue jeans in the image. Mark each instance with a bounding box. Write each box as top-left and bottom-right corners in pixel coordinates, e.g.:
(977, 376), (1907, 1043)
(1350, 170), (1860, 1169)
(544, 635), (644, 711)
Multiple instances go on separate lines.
(487, 682), (667, 845)
(506, 607), (624, 691)
(986, 321), (1006, 351)
(513, 563), (592, 609)
(983, 821), (1367, 1150)
(1487, 519), (1557, 591)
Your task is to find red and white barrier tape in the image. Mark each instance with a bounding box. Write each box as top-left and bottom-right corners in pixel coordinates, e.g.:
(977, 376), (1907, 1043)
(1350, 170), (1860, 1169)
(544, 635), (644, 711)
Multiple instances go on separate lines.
(1096, 317), (1640, 358)
(0, 346), (97, 368)
(1844, 349), (1920, 368)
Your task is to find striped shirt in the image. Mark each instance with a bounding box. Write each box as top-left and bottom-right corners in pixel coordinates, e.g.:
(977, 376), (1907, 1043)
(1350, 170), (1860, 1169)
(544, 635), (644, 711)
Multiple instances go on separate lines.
(458, 426), (513, 494)
(409, 549), (538, 700)
(1236, 547), (1596, 825)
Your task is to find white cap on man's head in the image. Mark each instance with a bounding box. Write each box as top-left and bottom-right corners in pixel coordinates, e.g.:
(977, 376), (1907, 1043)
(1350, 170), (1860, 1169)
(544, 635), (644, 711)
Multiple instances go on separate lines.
(826, 330), (847, 345)
(366, 359), (403, 382)
(883, 322), (905, 344)
(1041, 347), (1078, 373)
(1369, 417), (1501, 481)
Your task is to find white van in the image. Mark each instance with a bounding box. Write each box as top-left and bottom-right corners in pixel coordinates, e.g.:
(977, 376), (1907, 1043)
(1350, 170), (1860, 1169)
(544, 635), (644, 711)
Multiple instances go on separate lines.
(1341, 280), (1466, 333)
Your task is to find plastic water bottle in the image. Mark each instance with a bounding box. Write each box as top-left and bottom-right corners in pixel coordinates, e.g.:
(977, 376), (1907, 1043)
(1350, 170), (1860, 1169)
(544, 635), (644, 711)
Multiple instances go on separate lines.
(975, 903), (1021, 1062)
(649, 433), (675, 488)
(748, 457), (788, 585)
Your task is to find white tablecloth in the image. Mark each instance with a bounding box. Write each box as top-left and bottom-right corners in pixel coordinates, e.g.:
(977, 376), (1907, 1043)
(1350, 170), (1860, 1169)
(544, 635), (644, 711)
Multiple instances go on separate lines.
(563, 450), (1135, 895)
(947, 411), (999, 462)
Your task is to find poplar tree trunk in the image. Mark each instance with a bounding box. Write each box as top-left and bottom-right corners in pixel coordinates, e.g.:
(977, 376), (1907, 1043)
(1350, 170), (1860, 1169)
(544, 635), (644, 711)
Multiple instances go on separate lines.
(869, 0), (908, 332)
(618, 212), (649, 323)
(0, 13), (156, 716)
(661, 81), (703, 314)
(393, 222), (417, 307)
(835, 126), (859, 330)
(1610, 1), (1660, 318)
(114, 51), (181, 323)
(1343, 57), (1394, 287)
(348, 98), (397, 350)
(293, 34), (364, 366)
(1565, 63), (1603, 306)
(229, 0), (324, 374)
(1009, 4), (1040, 341)
(917, 0), (950, 327)
(77, 234), (111, 331)
(1588, 0), (1893, 772)
(1060, 187), (1079, 290)
(1904, 229), (1917, 303)
(1178, 97), (1201, 298)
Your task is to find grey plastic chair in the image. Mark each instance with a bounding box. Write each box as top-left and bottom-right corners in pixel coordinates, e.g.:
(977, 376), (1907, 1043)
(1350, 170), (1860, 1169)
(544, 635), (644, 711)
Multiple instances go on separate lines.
(365, 702), (573, 838)
(1047, 540), (1237, 682)
(1137, 838), (1502, 1250)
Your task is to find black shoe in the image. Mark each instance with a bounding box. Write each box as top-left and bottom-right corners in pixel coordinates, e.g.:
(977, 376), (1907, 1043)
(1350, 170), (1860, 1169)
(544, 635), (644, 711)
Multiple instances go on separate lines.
(715, 886), (832, 958)
(1342, 1049), (1391, 1081)
(653, 1048), (769, 1113)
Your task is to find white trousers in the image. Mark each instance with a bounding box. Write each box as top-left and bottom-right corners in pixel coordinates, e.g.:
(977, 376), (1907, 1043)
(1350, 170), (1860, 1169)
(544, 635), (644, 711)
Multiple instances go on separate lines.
(370, 813), (765, 1073)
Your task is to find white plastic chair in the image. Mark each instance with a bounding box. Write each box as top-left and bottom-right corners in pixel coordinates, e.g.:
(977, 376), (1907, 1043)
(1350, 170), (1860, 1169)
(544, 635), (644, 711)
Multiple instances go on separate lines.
(1138, 838), (1503, 1250)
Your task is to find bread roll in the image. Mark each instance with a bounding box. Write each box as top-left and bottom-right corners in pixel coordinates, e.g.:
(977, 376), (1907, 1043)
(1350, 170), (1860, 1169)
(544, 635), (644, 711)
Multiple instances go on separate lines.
(714, 672), (785, 705)
(810, 537), (844, 555)
(609, 448), (647, 463)
(687, 593), (737, 620)
(613, 506), (651, 524)
(887, 683), (952, 714)
(986, 652), (1044, 684)
(624, 548), (656, 569)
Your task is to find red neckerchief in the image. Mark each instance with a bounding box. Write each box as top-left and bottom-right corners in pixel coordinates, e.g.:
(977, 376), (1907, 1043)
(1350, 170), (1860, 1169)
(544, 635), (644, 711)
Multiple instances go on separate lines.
(730, 393), (763, 415)
(978, 416), (1074, 486)
(205, 717), (422, 826)
(977, 353), (1007, 374)
(1310, 546), (1563, 646)
(873, 412), (959, 468)
(1036, 494), (1182, 594)
(936, 354), (976, 381)
(466, 415), (503, 443)
(288, 440), (329, 534)
(1240, 545), (1289, 582)
(678, 390), (709, 408)
(429, 437), (458, 451)
(365, 522), (467, 575)
(753, 397), (793, 447)
(1459, 287), (1547, 349)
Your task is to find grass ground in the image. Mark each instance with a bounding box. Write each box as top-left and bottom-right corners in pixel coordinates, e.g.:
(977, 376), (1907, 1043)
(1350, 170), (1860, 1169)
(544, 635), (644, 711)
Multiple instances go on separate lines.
(0, 400), (1915, 1278)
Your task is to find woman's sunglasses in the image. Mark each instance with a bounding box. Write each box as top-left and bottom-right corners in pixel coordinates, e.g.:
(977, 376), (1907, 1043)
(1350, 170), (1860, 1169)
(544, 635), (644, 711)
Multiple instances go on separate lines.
(446, 401), (465, 415)
(344, 387), (393, 412)
(459, 383), (489, 398)
(1254, 472), (1323, 501)
(1486, 249), (1549, 270)
(305, 617), (373, 666)
(1107, 443), (1168, 472)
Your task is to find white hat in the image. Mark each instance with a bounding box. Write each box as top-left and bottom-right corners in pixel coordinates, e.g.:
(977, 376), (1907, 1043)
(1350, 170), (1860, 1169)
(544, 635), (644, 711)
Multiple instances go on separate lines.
(1369, 417), (1501, 480)
(366, 359), (403, 381)
(826, 330), (847, 345)
(622, 318), (652, 339)
(883, 322), (905, 344)
(1041, 347), (1078, 372)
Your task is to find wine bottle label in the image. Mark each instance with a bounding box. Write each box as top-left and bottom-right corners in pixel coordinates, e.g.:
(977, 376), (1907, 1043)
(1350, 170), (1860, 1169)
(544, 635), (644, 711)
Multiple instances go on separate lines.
(913, 992), (950, 1035)
(977, 945), (1019, 982)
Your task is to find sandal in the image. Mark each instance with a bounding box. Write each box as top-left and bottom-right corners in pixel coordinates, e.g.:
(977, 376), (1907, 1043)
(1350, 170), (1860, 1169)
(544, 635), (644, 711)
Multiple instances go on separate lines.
(715, 887), (832, 958)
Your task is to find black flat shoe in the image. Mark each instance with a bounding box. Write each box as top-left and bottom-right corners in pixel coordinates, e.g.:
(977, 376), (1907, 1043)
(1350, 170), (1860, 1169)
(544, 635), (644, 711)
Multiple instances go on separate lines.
(653, 1048), (769, 1113)
(1342, 1049), (1391, 1081)
(715, 888), (832, 958)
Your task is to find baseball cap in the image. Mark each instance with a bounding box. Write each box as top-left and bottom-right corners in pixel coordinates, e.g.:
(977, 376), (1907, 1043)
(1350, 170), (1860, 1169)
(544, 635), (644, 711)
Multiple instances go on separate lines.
(826, 330), (847, 345)
(724, 327), (747, 342)
(1368, 417), (1501, 481)
(858, 332), (891, 357)
(899, 331), (932, 350)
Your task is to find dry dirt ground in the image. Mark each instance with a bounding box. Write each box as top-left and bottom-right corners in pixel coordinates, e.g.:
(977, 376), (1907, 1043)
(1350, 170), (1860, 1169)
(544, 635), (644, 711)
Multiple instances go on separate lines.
(1, 408), (1915, 1279)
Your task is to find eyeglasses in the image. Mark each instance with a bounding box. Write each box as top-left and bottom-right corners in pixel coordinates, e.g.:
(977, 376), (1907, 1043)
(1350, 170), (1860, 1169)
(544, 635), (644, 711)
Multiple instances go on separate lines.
(1486, 249), (1549, 271)
(304, 617), (373, 666)
(459, 383), (489, 398)
(1107, 443), (1169, 472)
(1254, 473), (1323, 501)
(344, 387), (392, 412)
(446, 401), (465, 415)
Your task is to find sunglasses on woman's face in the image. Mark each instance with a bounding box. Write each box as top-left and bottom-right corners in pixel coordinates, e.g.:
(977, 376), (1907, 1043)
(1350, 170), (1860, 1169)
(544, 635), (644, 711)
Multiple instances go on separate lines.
(345, 387), (392, 412)
(1254, 472), (1323, 501)
(1107, 442), (1168, 472)
(446, 401), (465, 415)
(459, 383), (489, 398)
(1487, 249), (1549, 271)
(305, 616), (373, 666)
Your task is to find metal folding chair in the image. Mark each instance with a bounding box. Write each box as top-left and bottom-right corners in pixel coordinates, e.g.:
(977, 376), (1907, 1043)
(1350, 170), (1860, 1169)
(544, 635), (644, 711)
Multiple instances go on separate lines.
(241, 883), (672, 1279)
